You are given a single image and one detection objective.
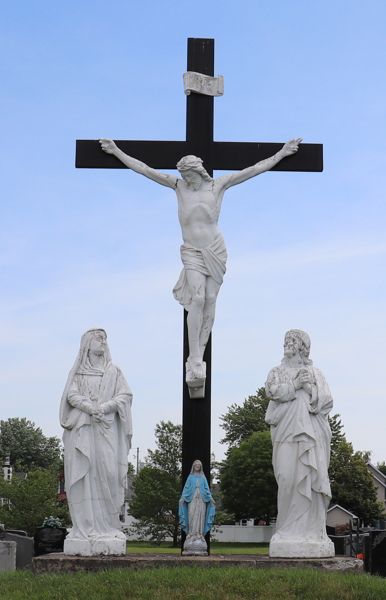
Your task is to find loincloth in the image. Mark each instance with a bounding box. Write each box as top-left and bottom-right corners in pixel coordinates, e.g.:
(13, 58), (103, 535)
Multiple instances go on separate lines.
(172, 234), (227, 310)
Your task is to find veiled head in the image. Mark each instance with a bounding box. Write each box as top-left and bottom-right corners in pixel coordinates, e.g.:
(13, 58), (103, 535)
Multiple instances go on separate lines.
(76, 328), (111, 375)
(190, 459), (204, 475)
(88, 329), (107, 356)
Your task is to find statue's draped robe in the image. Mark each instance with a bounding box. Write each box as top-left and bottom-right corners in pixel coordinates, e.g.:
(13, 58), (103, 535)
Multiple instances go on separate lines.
(265, 360), (332, 543)
(179, 474), (216, 538)
(61, 354), (132, 540)
(173, 234), (227, 310)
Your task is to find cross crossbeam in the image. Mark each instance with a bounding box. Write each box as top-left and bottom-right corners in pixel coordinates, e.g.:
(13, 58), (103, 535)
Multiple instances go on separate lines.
(76, 140), (322, 172)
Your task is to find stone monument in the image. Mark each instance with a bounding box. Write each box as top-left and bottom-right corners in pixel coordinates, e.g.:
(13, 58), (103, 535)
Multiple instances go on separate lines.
(75, 38), (324, 539)
(179, 459), (216, 555)
(99, 137), (302, 397)
(60, 328), (133, 556)
(265, 329), (335, 558)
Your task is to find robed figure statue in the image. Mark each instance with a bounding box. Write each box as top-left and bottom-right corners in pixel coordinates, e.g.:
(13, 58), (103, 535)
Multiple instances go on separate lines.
(179, 459), (216, 555)
(60, 328), (133, 556)
(265, 329), (335, 558)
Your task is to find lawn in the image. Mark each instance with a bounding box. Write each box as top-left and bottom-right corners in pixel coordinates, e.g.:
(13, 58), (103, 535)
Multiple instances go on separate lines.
(0, 567), (385, 600)
(126, 541), (269, 554)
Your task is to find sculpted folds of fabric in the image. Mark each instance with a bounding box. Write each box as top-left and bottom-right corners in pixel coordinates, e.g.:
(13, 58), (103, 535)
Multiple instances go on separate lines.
(265, 330), (335, 558)
(60, 329), (132, 556)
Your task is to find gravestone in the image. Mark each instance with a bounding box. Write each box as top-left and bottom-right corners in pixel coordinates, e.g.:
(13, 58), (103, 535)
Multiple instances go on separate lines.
(34, 527), (67, 557)
(364, 530), (386, 577)
(0, 541), (16, 572)
(328, 535), (345, 555)
(0, 531), (34, 569)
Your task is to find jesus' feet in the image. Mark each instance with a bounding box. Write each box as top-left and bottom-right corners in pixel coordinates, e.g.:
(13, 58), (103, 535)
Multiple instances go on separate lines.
(187, 355), (205, 379)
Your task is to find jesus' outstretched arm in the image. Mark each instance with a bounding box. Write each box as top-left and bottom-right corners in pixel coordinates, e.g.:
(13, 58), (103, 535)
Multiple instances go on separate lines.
(215, 138), (303, 191)
(99, 139), (178, 189)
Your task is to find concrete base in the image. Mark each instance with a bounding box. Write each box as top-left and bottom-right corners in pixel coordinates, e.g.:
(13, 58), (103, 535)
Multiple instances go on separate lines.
(64, 537), (126, 556)
(269, 539), (335, 558)
(32, 553), (363, 575)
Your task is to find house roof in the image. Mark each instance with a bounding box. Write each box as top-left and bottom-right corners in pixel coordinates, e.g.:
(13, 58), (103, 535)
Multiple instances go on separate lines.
(372, 475), (386, 488)
(368, 462), (386, 483)
(327, 504), (359, 519)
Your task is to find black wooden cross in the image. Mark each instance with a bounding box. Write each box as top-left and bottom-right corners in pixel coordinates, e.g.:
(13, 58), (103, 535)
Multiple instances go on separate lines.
(76, 36), (323, 534)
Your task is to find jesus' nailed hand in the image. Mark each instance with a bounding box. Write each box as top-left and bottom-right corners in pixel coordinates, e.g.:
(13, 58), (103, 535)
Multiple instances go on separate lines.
(99, 137), (302, 384)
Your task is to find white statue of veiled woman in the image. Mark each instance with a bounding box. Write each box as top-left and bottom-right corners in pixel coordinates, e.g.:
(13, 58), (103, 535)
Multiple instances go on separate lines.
(179, 459), (216, 555)
(265, 329), (335, 558)
(60, 328), (133, 556)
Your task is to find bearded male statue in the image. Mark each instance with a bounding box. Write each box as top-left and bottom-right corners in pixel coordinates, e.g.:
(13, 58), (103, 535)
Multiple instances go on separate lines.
(265, 329), (335, 558)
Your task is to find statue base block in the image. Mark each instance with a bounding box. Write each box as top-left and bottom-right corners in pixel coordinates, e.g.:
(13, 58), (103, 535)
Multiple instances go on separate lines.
(64, 537), (126, 556)
(32, 553), (363, 574)
(186, 361), (206, 399)
(269, 539), (335, 559)
(182, 538), (208, 556)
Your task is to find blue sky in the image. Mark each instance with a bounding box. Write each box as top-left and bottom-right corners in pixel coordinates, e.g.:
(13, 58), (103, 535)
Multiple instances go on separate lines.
(1, 0), (386, 470)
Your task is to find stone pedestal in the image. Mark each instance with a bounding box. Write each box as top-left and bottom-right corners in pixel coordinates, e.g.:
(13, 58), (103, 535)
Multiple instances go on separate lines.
(182, 536), (208, 556)
(269, 538), (335, 559)
(32, 552), (364, 574)
(64, 537), (126, 556)
(0, 541), (16, 572)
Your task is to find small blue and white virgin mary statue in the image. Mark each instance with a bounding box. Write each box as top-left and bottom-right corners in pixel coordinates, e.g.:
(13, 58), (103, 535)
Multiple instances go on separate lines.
(179, 459), (216, 555)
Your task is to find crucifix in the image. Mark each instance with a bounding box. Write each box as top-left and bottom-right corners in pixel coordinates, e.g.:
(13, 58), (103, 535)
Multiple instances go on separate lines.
(76, 38), (323, 538)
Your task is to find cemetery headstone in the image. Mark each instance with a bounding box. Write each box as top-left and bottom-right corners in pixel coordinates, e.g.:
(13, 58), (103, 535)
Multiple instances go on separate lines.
(0, 541), (16, 572)
(0, 531), (34, 569)
(328, 535), (345, 555)
(34, 527), (67, 557)
(364, 530), (386, 576)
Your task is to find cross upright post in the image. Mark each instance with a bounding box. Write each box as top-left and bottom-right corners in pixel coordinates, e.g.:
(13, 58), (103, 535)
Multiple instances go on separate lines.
(182, 38), (215, 553)
(75, 36), (323, 555)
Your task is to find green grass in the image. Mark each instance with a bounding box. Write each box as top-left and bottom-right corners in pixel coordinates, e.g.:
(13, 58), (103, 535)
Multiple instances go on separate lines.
(0, 567), (385, 600)
(126, 541), (269, 554)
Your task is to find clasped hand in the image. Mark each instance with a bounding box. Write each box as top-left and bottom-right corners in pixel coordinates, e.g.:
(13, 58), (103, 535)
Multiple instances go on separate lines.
(92, 406), (104, 422)
(293, 368), (312, 395)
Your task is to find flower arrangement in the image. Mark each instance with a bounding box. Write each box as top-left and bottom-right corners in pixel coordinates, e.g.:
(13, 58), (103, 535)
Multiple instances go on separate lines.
(42, 516), (62, 528)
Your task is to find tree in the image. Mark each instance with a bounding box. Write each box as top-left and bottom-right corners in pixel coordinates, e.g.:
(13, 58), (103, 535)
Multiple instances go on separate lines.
(128, 421), (182, 546)
(0, 469), (71, 536)
(329, 439), (384, 525)
(147, 421), (182, 477)
(0, 418), (61, 472)
(328, 413), (346, 456)
(220, 388), (270, 449)
(129, 466), (181, 546)
(376, 462), (386, 477)
(127, 462), (135, 477)
(220, 431), (277, 524)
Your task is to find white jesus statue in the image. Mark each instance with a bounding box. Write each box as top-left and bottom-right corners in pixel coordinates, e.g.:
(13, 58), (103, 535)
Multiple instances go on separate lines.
(100, 138), (302, 394)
